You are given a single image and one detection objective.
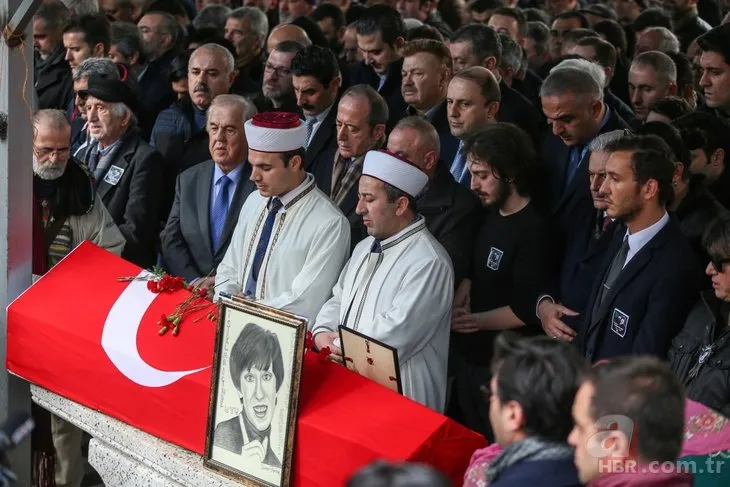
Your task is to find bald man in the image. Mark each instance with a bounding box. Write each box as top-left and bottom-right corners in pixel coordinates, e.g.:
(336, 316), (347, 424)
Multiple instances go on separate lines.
(266, 23), (312, 54)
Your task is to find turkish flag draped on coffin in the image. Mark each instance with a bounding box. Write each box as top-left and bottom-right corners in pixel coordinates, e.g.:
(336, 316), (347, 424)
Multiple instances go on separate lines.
(7, 242), (486, 485)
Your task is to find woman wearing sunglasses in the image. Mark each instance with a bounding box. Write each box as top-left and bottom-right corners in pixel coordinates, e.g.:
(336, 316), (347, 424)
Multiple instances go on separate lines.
(670, 213), (730, 417)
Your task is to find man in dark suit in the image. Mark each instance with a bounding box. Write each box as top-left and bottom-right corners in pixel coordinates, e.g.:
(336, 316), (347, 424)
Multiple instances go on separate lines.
(290, 45), (341, 171)
(401, 39), (460, 164)
(349, 4), (408, 130)
(576, 134), (704, 361)
(537, 130), (626, 342)
(539, 66), (630, 239)
(161, 95), (257, 284)
(77, 76), (163, 268)
(310, 85), (387, 249)
(136, 11), (179, 131)
(448, 24), (542, 139)
(387, 116), (482, 288)
(214, 322), (283, 469)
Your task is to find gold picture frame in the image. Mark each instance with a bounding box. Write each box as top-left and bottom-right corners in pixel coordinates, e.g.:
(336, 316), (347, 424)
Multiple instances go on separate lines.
(204, 296), (307, 486)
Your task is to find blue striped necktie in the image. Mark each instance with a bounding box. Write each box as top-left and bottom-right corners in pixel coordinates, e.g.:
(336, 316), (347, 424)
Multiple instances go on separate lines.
(210, 175), (232, 252)
(245, 197), (283, 296)
(450, 142), (467, 183)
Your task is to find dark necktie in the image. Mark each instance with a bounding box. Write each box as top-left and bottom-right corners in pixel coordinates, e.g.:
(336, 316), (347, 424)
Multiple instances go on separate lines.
(210, 175), (232, 252)
(564, 145), (585, 187)
(596, 236), (630, 311)
(89, 148), (102, 173)
(244, 198), (283, 296)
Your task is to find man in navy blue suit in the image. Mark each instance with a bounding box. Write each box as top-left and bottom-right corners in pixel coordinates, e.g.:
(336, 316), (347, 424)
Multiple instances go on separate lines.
(537, 130), (627, 342)
(576, 134), (704, 361)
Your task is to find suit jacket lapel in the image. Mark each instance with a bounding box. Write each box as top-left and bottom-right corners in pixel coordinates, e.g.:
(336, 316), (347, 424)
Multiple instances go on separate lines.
(97, 136), (134, 201)
(198, 163), (214, 258)
(555, 151), (589, 211)
(306, 103), (337, 167)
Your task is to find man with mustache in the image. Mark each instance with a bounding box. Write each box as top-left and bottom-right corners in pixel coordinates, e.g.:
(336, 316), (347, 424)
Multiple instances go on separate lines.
(151, 43), (237, 220)
(290, 45), (342, 170)
(31, 109), (124, 487)
(216, 112), (350, 324)
(448, 123), (557, 438)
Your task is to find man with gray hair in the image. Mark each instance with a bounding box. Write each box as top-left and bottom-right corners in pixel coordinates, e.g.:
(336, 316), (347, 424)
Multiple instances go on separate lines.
(225, 6), (268, 95)
(193, 4), (231, 31)
(635, 26), (681, 54)
(537, 130), (627, 342)
(151, 43), (237, 220)
(76, 75), (163, 268)
(136, 10), (179, 128)
(161, 95), (258, 284)
(109, 21), (144, 77)
(539, 67), (630, 239)
(70, 57), (119, 152)
(32, 107), (125, 487)
(629, 50), (677, 122)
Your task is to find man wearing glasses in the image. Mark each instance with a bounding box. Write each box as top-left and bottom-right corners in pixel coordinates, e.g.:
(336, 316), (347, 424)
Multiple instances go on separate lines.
(32, 109), (125, 487)
(260, 40), (305, 114)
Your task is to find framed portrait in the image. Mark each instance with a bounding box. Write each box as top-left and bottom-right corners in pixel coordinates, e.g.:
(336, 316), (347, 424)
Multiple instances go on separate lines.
(204, 296), (307, 486)
(338, 326), (402, 395)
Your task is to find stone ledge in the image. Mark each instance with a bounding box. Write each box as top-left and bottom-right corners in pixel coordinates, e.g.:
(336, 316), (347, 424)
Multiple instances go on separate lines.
(31, 385), (241, 487)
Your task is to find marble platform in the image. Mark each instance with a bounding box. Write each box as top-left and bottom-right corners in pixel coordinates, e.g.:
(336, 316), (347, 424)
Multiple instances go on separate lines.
(31, 385), (242, 487)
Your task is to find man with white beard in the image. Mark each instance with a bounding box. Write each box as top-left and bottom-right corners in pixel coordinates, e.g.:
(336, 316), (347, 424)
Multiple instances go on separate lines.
(31, 109), (124, 487)
(32, 109), (125, 271)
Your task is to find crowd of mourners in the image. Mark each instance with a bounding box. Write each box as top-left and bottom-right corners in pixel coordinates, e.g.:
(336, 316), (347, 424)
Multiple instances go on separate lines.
(27, 0), (730, 484)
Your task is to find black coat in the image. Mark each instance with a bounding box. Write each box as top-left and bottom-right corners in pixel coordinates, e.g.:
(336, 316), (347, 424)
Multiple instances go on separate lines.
(577, 218), (704, 362)
(417, 162), (482, 286)
(498, 80), (542, 141)
(674, 177), (728, 266)
(138, 49), (178, 134)
(78, 131), (164, 268)
(670, 291), (730, 417)
(349, 58), (407, 131)
(605, 89), (636, 128)
(35, 47), (73, 111)
(303, 101), (339, 171)
(556, 216), (623, 330)
(160, 160), (255, 282)
(674, 12), (711, 53)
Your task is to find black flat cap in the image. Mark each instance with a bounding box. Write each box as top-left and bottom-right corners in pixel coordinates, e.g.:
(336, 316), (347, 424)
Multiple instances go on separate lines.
(79, 74), (139, 115)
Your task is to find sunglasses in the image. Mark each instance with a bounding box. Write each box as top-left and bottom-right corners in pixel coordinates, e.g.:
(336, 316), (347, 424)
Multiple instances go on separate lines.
(710, 257), (730, 273)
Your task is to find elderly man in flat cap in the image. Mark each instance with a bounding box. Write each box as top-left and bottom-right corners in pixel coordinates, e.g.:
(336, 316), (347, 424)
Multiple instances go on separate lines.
(215, 112), (350, 324)
(77, 74), (163, 268)
(312, 150), (454, 413)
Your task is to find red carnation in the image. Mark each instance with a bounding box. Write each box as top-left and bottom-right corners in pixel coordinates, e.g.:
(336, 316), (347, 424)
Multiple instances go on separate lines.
(147, 280), (159, 293)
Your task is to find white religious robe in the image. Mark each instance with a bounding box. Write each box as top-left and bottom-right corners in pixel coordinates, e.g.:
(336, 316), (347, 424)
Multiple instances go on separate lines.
(312, 217), (454, 412)
(216, 174), (351, 324)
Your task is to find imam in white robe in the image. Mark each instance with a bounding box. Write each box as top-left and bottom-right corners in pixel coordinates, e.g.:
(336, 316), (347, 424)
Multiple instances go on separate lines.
(312, 216), (454, 412)
(217, 174), (351, 324)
